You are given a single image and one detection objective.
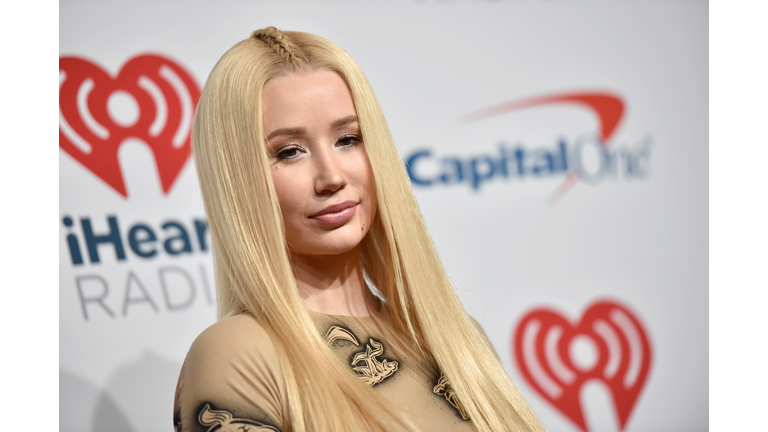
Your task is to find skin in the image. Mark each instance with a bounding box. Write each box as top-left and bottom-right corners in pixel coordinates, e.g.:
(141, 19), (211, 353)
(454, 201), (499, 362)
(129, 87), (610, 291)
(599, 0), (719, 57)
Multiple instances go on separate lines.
(261, 70), (379, 317)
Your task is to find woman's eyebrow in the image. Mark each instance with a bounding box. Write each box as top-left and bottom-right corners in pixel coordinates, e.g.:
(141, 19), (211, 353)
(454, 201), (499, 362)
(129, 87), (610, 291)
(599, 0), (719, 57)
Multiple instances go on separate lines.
(266, 127), (305, 141)
(266, 116), (358, 141)
(331, 115), (358, 129)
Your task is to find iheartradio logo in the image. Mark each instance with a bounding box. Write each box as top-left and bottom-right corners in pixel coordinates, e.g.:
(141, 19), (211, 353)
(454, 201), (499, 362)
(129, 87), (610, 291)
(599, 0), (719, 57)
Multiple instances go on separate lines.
(59, 54), (201, 197)
(513, 300), (652, 431)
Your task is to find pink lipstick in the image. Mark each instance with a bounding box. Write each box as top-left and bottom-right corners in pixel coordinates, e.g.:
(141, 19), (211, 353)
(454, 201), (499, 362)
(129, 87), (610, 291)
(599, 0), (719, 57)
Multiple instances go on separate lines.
(309, 200), (358, 225)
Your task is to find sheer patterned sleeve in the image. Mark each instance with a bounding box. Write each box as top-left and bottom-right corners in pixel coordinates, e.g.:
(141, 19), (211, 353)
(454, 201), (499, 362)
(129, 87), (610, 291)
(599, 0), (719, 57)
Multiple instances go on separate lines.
(173, 314), (288, 432)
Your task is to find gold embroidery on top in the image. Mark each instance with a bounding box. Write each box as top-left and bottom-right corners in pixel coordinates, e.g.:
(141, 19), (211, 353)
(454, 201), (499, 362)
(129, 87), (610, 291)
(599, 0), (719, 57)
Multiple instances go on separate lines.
(352, 338), (399, 386)
(198, 404), (280, 432)
(324, 326), (359, 346)
(433, 372), (469, 420)
(324, 325), (399, 386)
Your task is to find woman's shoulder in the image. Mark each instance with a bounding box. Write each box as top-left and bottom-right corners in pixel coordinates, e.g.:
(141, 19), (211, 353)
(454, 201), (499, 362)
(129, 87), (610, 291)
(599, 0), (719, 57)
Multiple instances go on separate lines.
(186, 314), (279, 371)
(176, 314), (287, 431)
(191, 314), (272, 350)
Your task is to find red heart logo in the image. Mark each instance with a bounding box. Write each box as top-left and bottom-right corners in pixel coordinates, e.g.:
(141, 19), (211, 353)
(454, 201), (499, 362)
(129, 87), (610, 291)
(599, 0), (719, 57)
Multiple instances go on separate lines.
(512, 300), (652, 432)
(59, 54), (201, 197)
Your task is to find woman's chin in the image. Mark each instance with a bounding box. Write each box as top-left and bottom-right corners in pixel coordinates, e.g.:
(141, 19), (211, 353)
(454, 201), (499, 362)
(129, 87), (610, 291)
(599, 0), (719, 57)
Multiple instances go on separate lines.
(289, 230), (368, 258)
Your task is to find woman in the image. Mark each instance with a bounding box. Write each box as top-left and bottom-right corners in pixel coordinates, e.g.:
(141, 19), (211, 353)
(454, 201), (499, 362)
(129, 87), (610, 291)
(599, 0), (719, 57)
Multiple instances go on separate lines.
(174, 26), (544, 432)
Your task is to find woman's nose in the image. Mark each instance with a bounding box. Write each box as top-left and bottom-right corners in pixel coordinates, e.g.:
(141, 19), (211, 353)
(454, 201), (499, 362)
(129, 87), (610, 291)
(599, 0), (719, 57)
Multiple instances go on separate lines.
(313, 147), (347, 195)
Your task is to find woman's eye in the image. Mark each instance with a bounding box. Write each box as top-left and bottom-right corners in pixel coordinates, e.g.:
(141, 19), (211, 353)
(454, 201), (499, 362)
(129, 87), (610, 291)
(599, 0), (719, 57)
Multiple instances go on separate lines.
(276, 146), (302, 160)
(337, 135), (362, 148)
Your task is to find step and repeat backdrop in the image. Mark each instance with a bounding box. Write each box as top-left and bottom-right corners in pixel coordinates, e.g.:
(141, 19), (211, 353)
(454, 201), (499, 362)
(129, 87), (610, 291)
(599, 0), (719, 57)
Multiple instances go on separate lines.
(60, 1), (707, 431)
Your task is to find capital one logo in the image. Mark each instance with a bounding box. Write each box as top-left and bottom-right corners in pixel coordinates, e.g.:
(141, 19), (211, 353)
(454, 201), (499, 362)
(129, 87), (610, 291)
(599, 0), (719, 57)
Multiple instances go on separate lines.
(404, 91), (651, 201)
(59, 54), (201, 197)
(466, 92), (625, 200)
(513, 300), (652, 431)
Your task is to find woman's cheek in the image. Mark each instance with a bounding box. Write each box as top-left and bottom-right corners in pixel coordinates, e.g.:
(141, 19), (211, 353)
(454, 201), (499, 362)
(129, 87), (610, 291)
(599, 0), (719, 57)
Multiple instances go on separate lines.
(272, 169), (301, 218)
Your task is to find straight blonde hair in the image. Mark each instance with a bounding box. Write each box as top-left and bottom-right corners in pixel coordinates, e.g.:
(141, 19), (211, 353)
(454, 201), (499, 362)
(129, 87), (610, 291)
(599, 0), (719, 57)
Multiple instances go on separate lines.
(193, 26), (545, 432)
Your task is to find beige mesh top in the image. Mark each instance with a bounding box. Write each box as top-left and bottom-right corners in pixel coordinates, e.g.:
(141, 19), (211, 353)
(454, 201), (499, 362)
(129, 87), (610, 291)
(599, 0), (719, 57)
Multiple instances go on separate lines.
(173, 309), (480, 432)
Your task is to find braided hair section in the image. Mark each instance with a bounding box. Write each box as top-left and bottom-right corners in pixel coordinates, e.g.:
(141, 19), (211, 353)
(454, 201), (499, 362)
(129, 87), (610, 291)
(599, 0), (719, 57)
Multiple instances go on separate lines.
(252, 26), (305, 66)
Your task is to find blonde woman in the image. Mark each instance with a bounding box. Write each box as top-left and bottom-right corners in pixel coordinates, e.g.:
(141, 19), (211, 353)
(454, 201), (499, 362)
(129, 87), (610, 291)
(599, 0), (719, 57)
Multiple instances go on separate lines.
(174, 26), (545, 432)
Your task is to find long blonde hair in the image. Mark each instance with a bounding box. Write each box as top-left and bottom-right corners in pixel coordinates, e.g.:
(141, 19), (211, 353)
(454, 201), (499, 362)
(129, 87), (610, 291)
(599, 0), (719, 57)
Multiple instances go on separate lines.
(193, 26), (545, 432)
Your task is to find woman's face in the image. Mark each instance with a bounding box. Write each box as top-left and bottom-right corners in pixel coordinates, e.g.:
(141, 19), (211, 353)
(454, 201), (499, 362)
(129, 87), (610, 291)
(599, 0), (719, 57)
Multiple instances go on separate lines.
(261, 70), (377, 258)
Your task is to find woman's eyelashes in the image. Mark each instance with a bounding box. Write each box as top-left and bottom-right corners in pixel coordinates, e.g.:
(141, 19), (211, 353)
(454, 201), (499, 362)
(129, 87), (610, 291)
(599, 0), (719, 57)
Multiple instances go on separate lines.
(274, 144), (304, 160)
(336, 134), (362, 148)
(271, 134), (361, 161)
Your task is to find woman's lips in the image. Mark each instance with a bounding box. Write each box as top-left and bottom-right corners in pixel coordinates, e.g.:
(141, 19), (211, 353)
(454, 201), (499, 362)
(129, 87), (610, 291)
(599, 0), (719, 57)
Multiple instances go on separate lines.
(309, 200), (358, 225)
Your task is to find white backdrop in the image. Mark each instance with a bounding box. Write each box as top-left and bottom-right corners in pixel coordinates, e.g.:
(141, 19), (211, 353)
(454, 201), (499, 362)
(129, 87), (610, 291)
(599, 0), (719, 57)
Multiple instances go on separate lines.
(59, 1), (708, 431)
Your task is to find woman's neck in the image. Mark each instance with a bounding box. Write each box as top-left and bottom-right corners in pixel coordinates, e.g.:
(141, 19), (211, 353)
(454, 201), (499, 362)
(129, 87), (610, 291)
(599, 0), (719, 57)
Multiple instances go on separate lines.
(290, 246), (377, 317)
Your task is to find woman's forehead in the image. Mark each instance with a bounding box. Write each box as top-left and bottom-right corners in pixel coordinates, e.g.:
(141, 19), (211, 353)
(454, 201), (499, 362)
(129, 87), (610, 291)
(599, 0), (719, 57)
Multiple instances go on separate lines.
(261, 70), (356, 131)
